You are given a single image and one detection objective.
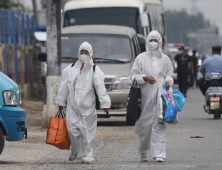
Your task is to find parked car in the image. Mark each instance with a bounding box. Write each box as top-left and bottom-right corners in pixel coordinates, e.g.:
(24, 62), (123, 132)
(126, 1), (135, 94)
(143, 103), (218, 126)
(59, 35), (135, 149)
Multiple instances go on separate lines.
(0, 72), (27, 155)
(60, 25), (143, 125)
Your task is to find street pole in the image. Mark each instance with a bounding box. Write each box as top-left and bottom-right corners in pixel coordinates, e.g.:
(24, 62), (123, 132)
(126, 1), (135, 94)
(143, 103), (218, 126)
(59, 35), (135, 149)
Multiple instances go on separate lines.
(32, 0), (39, 27)
(42, 0), (61, 127)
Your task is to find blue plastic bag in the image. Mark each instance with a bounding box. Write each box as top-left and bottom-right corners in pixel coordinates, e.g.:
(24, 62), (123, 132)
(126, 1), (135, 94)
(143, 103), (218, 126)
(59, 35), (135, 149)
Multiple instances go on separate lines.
(173, 91), (185, 112)
(160, 85), (178, 124)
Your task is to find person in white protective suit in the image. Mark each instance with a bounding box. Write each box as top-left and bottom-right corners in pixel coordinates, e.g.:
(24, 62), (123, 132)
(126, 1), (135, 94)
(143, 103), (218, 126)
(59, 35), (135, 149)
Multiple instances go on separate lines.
(56, 42), (111, 164)
(130, 30), (174, 162)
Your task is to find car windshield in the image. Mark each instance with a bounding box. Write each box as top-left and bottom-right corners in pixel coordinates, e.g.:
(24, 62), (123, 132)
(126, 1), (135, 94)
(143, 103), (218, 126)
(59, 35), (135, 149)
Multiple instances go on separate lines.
(61, 34), (132, 63)
(64, 7), (143, 34)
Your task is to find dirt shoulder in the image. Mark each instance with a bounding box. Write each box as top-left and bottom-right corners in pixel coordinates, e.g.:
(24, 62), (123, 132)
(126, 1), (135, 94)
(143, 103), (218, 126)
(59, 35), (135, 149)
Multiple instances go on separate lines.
(20, 100), (44, 128)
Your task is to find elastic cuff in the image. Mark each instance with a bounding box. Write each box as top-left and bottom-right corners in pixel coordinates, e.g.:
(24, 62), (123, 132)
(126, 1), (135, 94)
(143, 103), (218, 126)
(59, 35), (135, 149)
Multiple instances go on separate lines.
(100, 103), (110, 109)
(56, 101), (66, 106)
(136, 74), (146, 84)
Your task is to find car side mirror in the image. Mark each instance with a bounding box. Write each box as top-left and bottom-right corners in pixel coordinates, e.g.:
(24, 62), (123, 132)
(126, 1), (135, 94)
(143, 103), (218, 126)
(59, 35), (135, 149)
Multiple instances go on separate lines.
(38, 53), (47, 62)
(140, 13), (149, 27)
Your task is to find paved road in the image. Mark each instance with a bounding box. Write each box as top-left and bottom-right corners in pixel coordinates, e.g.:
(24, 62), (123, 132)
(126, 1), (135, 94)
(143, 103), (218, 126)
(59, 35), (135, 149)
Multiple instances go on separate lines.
(0, 87), (222, 170)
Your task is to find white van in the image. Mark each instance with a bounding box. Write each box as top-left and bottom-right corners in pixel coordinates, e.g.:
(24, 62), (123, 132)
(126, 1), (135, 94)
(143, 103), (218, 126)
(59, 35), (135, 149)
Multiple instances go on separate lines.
(61, 25), (142, 125)
(62, 0), (166, 38)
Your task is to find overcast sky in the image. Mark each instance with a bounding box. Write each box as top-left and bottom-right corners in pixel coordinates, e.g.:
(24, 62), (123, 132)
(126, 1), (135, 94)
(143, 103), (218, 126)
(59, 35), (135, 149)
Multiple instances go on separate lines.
(163, 0), (222, 35)
(19, 0), (222, 35)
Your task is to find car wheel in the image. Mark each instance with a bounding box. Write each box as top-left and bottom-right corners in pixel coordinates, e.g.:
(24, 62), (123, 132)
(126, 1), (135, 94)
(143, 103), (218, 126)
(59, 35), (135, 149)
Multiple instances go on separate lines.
(126, 116), (136, 126)
(0, 128), (5, 155)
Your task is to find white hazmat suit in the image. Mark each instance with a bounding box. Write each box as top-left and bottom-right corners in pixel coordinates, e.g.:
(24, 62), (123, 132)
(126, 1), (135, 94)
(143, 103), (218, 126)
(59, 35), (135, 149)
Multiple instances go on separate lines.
(56, 42), (111, 162)
(130, 31), (173, 160)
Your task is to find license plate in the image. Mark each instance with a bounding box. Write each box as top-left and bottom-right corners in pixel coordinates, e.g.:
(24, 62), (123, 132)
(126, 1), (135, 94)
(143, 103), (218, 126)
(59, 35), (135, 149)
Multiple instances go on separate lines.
(210, 97), (220, 101)
(210, 102), (220, 110)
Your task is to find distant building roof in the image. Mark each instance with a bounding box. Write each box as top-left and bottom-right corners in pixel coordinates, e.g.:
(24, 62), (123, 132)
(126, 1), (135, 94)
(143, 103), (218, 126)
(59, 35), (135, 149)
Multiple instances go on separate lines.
(36, 25), (46, 32)
(34, 32), (46, 41)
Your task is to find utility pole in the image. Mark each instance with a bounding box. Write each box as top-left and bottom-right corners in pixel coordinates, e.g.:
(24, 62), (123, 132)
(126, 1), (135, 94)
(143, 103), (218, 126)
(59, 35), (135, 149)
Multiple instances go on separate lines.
(32, 0), (39, 27)
(42, 0), (61, 127)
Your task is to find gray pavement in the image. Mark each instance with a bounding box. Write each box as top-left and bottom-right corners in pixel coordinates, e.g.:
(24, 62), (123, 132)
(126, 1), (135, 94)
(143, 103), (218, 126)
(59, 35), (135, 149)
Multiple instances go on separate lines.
(0, 87), (222, 170)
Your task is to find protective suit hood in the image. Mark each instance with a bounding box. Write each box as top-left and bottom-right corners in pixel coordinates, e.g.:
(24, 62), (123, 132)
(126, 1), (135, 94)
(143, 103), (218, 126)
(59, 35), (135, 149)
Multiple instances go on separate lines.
(146, 30), (162, 58)
(77, 42), (94, 70)
(78, 42), (93, 58)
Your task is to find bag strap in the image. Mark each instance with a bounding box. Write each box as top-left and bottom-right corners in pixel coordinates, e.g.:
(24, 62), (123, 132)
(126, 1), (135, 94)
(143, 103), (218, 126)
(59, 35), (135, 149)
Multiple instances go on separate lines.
(93, 65), (96, 72)
(93, 65), (99, 100)
(133, 79), (138, 87)
(92, 65), (96, 85)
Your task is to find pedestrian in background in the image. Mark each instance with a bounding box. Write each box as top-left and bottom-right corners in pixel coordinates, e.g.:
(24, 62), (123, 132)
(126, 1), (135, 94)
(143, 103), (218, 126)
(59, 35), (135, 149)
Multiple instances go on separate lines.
(131, 30), (174, 162)
(202, 54), (207, 63)
(184, 47), (192, 88)
(174, 47), (193, 97)
(190, 50), (198, 88)
(56, 42), (111, 164)
(162, 37), (176, 71)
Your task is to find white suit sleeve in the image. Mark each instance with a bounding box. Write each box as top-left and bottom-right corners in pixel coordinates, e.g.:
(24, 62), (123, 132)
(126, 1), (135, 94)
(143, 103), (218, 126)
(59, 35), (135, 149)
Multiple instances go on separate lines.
(130, 57), (147, 85)
(164, 56), (174, 85)
(94, 67), (111, 109)
(56, 67), (70, 106)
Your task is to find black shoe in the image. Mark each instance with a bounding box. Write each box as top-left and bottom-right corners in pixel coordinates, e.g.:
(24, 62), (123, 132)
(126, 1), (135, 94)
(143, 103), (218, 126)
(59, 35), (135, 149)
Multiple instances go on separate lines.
(184, 94), (187, 98)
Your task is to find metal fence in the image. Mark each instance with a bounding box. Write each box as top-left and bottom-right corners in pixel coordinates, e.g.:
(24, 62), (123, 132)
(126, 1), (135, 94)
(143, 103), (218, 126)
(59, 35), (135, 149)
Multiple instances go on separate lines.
(0, 9), (35, 83)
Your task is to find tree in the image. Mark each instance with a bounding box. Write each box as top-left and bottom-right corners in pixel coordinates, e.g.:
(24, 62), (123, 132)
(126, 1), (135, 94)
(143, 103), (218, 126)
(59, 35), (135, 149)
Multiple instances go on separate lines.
(0, 0), (22, 9)
(164, 9), (211, 44)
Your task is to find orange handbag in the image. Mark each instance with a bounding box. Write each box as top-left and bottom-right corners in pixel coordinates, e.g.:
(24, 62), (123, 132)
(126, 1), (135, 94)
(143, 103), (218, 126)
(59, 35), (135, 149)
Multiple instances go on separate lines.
(46, 110), (70, 150)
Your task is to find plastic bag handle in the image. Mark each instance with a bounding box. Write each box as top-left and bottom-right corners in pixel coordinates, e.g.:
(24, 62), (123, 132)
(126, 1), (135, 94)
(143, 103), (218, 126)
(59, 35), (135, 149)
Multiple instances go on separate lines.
(55, 110), (65, 119)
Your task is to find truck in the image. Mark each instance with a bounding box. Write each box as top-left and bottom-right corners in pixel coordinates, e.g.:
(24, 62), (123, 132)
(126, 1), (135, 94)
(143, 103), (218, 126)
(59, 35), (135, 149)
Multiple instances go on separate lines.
(0, 71), (27, 155)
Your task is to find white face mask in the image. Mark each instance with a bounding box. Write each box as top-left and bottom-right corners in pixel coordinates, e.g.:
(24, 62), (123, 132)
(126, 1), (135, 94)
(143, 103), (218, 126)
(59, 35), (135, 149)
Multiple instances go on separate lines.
(149, 41), (159, 52)
(79, 54), (90, 63)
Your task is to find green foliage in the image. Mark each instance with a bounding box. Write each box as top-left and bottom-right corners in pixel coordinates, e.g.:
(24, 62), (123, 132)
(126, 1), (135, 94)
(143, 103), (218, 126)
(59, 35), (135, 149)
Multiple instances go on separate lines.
(165, 9), (212, 43)
(41, 0), (46, 9)
(0, 0), (23, 9)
